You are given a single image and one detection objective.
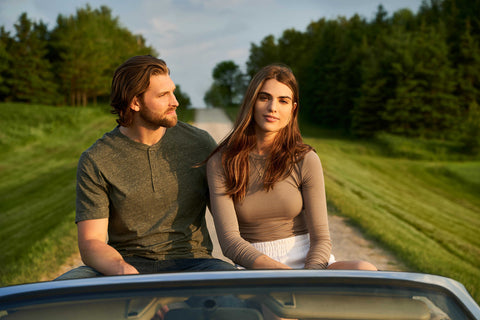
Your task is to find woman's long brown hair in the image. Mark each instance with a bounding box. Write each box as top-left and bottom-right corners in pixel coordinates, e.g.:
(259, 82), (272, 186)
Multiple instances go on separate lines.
(208, 64), (312, 202)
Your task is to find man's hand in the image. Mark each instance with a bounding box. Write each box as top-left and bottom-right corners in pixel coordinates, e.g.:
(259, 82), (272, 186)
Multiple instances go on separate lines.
(112, 259), (139, 275)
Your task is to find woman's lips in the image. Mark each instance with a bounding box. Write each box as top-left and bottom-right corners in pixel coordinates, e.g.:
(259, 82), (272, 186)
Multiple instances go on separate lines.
(264, 115), (279, 122)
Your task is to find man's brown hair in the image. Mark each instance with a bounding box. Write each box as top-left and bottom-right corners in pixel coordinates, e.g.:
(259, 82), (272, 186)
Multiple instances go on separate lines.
(110, 55), (169, 127)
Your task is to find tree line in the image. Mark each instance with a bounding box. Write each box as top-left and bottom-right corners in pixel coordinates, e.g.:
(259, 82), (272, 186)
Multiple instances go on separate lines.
(204, 0), (480, 153)
(0, 5), (191, 108)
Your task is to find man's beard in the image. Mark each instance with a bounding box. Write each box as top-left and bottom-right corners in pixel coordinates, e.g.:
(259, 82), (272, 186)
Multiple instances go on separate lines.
(138, 105), (178, 128)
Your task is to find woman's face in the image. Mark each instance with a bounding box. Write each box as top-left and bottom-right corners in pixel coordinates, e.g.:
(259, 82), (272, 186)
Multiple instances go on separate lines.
(253, 79), (295, 137)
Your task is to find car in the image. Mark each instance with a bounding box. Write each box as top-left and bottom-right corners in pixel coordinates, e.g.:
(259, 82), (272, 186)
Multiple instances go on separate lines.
(0, 270), (479, 320)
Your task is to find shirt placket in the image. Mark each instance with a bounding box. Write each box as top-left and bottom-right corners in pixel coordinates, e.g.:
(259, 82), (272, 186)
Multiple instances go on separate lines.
(148, 147), (158, 192)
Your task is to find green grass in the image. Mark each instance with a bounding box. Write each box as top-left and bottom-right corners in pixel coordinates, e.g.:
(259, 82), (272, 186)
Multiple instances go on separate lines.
(0, 103), (116, 285)
(372, 132), (472, 161)
(301, 126), (480, 303)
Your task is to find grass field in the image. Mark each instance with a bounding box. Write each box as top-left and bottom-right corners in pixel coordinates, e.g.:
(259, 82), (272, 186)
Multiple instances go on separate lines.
(1, 103), (479, 305)
(300, 125), (480, 303)
(0, 103), (116, 285)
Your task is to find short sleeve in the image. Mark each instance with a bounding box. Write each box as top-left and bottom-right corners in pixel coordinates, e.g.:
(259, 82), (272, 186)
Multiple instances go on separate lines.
(75, 152), (110, 223)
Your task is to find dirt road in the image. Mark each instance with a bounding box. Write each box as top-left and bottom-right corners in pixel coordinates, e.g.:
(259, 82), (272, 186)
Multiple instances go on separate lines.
(194, 108), (408, 271)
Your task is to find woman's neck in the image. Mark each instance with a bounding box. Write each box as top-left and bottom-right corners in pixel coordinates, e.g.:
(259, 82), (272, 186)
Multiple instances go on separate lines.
(254, 131), (277, 155)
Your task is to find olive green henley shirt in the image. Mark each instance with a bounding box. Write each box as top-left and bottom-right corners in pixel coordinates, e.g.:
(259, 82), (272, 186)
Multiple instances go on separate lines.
(76, 122), (217, 260)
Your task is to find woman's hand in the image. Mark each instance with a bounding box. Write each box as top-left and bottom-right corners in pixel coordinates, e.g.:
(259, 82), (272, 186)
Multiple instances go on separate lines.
(251, 254), (292, 269)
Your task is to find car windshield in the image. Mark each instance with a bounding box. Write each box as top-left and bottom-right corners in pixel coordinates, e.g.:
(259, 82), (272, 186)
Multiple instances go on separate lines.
(0, 273), (476, 320)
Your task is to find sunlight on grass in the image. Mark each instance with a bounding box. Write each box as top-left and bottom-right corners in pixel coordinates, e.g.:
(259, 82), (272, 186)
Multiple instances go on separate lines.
(0, 103), (116, 285)
(303, 130), (480, 303)
(441, 162), (480, 189)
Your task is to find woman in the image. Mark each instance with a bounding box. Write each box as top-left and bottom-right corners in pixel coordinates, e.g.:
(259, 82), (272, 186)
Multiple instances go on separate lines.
(206, 64), (376, 270)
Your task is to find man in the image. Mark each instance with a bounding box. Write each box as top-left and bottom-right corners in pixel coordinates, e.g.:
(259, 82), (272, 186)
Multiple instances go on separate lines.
(57, 55), (234, 279)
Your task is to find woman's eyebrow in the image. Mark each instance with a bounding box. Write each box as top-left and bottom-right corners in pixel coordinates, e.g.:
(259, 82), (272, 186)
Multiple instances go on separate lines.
(258, 92), (292, 100)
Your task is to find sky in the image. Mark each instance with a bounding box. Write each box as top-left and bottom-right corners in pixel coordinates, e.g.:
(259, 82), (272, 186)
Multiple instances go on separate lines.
(0, 0), (424, 108)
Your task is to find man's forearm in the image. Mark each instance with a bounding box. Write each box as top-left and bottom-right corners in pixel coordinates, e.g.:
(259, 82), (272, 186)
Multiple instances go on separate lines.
(79, 240), (139, 275)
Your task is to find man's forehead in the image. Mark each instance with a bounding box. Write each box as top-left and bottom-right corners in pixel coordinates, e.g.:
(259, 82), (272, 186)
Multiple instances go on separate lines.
(149, 74), (175, 89)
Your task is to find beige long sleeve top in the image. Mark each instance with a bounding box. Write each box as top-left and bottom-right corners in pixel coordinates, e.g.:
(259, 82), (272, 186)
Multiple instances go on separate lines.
(207, 150), (332, 269)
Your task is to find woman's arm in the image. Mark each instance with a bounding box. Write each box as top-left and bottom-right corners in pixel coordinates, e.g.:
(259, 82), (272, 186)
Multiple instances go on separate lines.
(301, 151), (333, 269)
(207, 153), (290, 269)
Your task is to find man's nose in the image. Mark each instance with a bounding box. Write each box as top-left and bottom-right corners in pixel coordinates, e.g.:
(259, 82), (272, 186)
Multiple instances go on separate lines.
(171, 94), (179, 107)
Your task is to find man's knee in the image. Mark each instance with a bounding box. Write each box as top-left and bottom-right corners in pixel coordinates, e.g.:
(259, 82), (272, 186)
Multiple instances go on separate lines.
(54, 265), (103, 280)
(196, 259), (237, 271)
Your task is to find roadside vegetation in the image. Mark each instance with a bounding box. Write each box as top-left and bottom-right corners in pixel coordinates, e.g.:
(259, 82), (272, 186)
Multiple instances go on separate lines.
(0, 103), (114, 285)
(301, 124), (480, 304)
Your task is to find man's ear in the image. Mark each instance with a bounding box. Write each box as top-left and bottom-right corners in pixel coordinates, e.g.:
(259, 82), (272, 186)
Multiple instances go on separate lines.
(129, 96), (141, 112)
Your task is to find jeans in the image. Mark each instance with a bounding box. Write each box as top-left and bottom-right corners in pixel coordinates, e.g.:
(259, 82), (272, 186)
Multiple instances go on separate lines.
(55, 257), (236, 280)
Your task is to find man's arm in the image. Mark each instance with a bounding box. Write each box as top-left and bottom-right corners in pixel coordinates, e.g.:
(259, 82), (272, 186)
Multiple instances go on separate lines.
(78, 218), (139, 275)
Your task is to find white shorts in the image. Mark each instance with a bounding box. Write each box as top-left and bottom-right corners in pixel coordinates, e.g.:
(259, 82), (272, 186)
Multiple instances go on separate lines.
(247, 233), (336, 269)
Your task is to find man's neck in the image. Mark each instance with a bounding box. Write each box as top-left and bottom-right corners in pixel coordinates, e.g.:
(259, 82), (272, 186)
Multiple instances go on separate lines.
(119, 125), (167, 146)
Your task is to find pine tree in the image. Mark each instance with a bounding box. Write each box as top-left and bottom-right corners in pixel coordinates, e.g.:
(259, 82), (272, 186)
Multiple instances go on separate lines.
(351, 12), (396, 137)
(8, 13), (59, 104)
(246, 35), (279, 78)
(0, 27), (12, 100)
(277, 28), (307, 76)
(459, 101), (480, 154)
(456, 21), (480, 111)
(300, 19), (345, 127)
(441, 0), (480, 62)
(351, 37), (392, 137)
(336, 15), (369, 131)
(454, 21), (480, 148)
(50, 5), (156, 106)
(382, 22), (458, 138)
